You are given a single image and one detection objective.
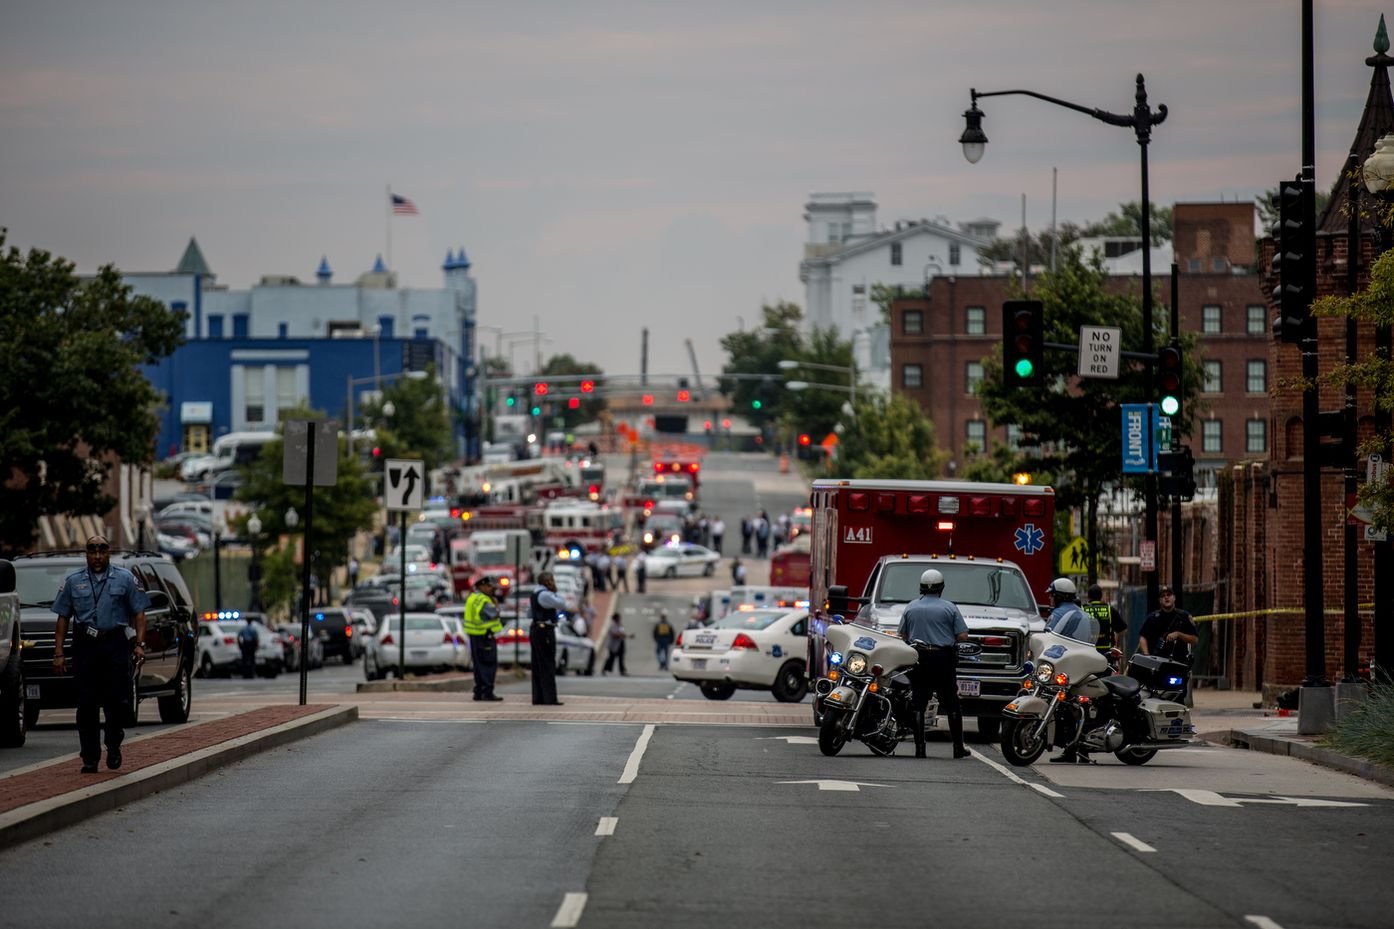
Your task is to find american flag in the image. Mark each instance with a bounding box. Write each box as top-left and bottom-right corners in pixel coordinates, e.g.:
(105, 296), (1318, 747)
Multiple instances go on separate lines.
(390, 193), (419, 216)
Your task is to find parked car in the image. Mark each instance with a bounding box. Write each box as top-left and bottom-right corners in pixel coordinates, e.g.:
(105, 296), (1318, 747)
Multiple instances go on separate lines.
(434, 606), (474, 670)
(344, 586), (396, 623)
(11, 550), (197, 727)
(487, 593), (596, 676)
(645, 542), (720, 578)
(195, 614), (283, 677)
(669, 607), (809, 702)
(0, 559), (25, 746)
(363, 613), (461, 680)
(308, 607), (359, 664)
(273, 622), (325, 671)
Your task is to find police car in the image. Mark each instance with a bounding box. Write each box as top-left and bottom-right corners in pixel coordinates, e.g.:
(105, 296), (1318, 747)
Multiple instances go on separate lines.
(669, 607), (809, 702)
(196, 612), (284, 678)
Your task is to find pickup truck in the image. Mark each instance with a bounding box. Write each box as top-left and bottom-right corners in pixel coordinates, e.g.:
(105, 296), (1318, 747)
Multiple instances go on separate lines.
(851, 553), (1043, 739)
(0, 559), (25, 746)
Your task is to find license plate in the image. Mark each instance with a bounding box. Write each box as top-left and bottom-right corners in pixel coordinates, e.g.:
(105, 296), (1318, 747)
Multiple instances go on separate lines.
(691, 658), (707, 670)
(25, 685), (39, 699)
(411, 650), (428, 658)
(694, 634), (716, 646)
(958, 680), (980, 697)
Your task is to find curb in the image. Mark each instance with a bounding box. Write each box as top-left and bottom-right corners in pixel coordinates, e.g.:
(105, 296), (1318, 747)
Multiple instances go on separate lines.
(0, 704), (357, 852)
(357, 676), (475, 693)
(1221, 728), (1394, 790)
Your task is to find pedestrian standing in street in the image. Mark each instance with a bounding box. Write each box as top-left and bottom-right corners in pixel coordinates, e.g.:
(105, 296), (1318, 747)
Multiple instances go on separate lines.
(1083, 583), (1128, 661)
(731, 558), (747, 586)
(1140, 585), (1198, 706)
(634, 551), (647, 594)
(613, 552), (629, 592)
(698, 516), (710, 548)
(529, 572), (567, 706)
(463, 576), (504, 701)
(653, 610), (676, 670)
(51, 536), (150, 773)
(740, 516), (752, 555)
(897, 569), (970, 760)
(603, 613), (630, 675)
(754, 514), (770, 558)
(711, 516), (725, 555)
(598, 551), (613, 591)
(348, 556), (360, 589)
(237, 619), (259, 678)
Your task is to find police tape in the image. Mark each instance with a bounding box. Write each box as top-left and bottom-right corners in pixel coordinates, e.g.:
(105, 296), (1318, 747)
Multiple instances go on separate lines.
(1193, 604), (1379, 624)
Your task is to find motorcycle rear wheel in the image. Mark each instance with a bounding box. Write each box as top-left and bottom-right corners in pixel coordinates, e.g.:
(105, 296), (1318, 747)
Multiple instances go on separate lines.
(1114, 746), (1158, 765)
(1000, 718), (1048, 767)
(818, 711), (851, 756)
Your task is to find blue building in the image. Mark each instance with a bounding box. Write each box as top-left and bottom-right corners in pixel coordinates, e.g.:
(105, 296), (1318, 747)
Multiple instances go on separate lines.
(130, 241), (480, 459)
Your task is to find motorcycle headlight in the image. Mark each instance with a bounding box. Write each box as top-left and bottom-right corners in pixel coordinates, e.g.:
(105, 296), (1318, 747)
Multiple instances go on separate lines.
(846, 652), (868, 675)
(1035, 661), (1055, 684)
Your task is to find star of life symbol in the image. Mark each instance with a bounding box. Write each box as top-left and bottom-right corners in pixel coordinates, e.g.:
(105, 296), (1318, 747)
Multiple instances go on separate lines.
(1014, 522), (1045, 556)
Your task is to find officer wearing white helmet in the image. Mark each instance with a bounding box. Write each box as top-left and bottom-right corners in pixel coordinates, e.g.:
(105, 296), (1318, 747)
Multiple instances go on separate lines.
(897, 568), (970, 759)
(1043, 577), (1100, 764)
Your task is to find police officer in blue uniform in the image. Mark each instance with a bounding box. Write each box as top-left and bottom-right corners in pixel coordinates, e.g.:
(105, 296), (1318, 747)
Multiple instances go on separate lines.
(1043, 578), (1099, 764)
(51, 536), (150, 773)
(897, 569), (970, 759)
(529, 572), (568, 706)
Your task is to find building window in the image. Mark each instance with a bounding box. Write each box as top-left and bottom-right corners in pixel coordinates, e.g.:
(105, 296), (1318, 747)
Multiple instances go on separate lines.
(1212, 257), (1228, 272)
(851, 284), (866, 316)
(275, 366), (299, 413)
(1246, 360), (1267, 393)
(965, 420), (986, 452)
(949, 243), (961, 266)
(207, 315), (224, 339)
(903, 309), (923, 335)
(1006, 424), (1021, 450)
(902, 364), (923, 389)
(377, 315), (394, 339)
(1203, 360), (1222, 394)
(965, 362), (984, 395)
(1202, 304), (1222, 333)
(1246, 419), (1268, 454)
(232, 314), (249, 338)
(965, 306), (985, 335)
(277, 322), (288, 338)
(1246, 305), (1266, 335)
(890, 242), (902, 266)
(1188, 258), (1202, 273)
(245, 367), (265, 425)
(1202, 419), (1222, 454)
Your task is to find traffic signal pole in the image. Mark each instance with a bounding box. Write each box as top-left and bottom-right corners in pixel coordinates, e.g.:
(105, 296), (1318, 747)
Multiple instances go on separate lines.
(1170, 265), (1183, 595)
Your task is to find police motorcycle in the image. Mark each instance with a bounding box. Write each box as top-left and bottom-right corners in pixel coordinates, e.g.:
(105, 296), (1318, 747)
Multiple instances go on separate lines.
(999, 615), (1195, 767)
(813, 622), (922, 757)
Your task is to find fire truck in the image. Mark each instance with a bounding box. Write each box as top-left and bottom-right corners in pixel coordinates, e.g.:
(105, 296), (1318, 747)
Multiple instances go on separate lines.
(769, 533), (811, 587)
(805, 478), (1055, 733)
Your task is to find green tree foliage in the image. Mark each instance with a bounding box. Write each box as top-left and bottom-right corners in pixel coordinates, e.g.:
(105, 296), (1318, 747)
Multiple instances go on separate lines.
(718, 302), (805, 422)
(359, 367), (453, 470)
(1080, 202), (1173, 243)
(1312, 249), (1394, 532)
(872, 283), (921, 325)
(778, 326), (858, 445)
(538, 354), (605, 430)
(979, 202), (1174, 273)
(0, 232), (186, 554)
(234, 405), (379, 591)
(255, 542), (301, 620)
(835, 392), (949, 480)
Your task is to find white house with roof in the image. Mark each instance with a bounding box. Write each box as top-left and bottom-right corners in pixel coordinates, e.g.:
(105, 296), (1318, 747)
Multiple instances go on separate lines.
(798, 193), (997, 390)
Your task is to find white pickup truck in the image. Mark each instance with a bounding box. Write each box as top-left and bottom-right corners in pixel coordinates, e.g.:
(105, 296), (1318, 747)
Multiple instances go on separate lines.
(852, 554), (1042, 739)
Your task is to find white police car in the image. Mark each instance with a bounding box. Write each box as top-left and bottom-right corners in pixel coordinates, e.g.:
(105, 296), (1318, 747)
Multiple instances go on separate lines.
(196, 612), (284, 678)
(669, 608), (809, 703)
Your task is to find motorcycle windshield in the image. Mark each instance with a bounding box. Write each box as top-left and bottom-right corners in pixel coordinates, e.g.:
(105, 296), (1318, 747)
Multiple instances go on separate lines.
(1044, 608), (1099, 645)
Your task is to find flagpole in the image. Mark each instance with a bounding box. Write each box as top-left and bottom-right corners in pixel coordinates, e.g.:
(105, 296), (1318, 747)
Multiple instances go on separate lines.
(385, 184), (392, 271)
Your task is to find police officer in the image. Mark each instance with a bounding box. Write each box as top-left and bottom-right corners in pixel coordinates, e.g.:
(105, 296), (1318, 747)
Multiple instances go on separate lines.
(897, 569), (970, 759)
(464, 577), (504, 702)
(529, 572), (568, 706)
(51, 535), (150, 773)
(1043, 578), (1100, 764)
(1082, 583), (1127, 661)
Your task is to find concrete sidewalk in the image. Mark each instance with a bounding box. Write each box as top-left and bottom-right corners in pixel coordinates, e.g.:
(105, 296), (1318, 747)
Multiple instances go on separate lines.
(0, 703), (357, 851)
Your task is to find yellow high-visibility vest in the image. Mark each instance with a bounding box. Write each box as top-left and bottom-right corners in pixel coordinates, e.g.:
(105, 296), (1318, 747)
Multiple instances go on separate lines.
(463, 591), (502, 636)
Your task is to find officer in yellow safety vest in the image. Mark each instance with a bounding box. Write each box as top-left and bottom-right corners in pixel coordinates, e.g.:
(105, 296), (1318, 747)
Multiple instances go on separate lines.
(1082, 583), (1127, 663)
(464, 576), (504, 701)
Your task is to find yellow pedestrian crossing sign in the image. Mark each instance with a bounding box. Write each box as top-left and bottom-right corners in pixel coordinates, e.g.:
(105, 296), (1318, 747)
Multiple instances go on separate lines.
(1059, 537), (1090, 574)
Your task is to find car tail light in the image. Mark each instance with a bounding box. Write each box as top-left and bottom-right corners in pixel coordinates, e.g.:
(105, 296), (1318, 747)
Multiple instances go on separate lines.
(381, 633), (394, 646)
(344, 626), (353, 637)
(455, 635), (466, 645)
(223, 636), (236, 645)
(731, 633), (758, 651)
(675, 632), (683, 647)
(443, 632), (453, 644)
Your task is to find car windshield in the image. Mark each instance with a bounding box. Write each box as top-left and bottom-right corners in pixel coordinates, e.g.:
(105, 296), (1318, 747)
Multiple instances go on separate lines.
(13, 563), (77, 607)
(472, 551), (509, 566)
(876, 562), (1036, 612)
(712, 609), (785, 631)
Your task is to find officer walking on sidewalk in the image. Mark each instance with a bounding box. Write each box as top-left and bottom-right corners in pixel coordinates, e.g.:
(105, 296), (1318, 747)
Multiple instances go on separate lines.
(464, 577), (504, 701)
(51, 536), (150, 773)
(529, 572), (567, 706)
(897, 569), (969, 760)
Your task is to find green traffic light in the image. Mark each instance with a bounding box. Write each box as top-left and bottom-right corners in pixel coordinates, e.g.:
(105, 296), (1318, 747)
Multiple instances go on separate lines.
(505, 397), (515, 407)
(1013, 358), (1035, 379)
(1160, 396), (1180, 417)
(531, 406), (541, 416)
(752, 399), (762, 410)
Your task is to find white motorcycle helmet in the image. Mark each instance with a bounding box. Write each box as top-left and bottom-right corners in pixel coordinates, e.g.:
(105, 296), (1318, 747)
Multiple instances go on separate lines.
(1046, 577), (1077, 601)
(919, 568), (945, 593)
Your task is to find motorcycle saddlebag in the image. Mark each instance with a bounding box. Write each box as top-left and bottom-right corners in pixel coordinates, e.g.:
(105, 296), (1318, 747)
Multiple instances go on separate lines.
(1126, 654), (1189, 692)
(1139, 697), (1192, 742)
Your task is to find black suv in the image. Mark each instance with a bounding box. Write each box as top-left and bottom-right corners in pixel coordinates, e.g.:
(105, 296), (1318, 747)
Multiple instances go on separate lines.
(12, 550), (198, 729)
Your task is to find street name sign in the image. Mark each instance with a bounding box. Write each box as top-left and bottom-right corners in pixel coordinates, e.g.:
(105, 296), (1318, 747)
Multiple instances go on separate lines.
(1121, 404), (1160, 473)
(1078, 326), (1121, 379)
(385, 459), (426, 512)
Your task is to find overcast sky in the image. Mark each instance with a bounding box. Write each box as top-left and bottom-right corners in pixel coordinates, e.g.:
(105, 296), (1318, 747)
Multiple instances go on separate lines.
(3, 1), (1392, 377)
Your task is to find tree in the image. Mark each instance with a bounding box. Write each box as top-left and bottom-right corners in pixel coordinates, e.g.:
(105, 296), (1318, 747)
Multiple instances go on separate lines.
(1080, 201), (1173, 243)
(234, 405), (379, 593)
(0, 232), (186, 555)
(359, 366), (453, 470)
(1312, 248), (1394, 532)
(835, 392), (949, 480)
(718, 302), (805, 423)
(538, 354), (605, 430)
(974, 247), (1203, 582)
(778, 326), (858, 446)
(872, 283), (920, 325)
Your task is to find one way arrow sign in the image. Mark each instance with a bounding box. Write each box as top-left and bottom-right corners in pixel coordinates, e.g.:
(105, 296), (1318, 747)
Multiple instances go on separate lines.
(777, 780), (891, 792)
(385, 459), (425, 512)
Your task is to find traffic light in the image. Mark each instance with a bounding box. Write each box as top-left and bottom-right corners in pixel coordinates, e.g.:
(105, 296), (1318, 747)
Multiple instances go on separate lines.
(1157, 342), (1182, 418)
(1157, 445), (1197, 500)
(567, 397), (580, 410)
(1272, 175), (1312, 344)
(642, 394), (654, 406)
(530, 405), (541, 416)
(534, 382), (549, 396)
(579, 379), (595, 393)
(798, 433), (811, 447)
(505, 395), (516, 407)
(1001, 299), (1044, 387)
(676, 389), (691, 403)
(751, 399), (762, 410)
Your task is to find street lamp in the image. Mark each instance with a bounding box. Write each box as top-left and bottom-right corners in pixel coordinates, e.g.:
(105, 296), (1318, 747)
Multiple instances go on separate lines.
(779, 359), (858, 407)
(285, 507), (299, 529)
(961, 74), (1168, 610)
(246, 513), (263, 612)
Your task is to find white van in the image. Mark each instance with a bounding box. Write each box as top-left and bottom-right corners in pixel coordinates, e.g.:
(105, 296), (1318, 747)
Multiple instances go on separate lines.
(187, 431), (276, 480)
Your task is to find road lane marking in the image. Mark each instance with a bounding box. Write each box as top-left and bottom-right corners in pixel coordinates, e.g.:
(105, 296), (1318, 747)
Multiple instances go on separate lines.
(777, 779), (890, 792)
(754, 735), (819, 744)
(1111, 832), (1156, 853)
(618, 724), (656, 783)
(1244, 917), (1286, 929)
(596, 817), (617, 836)
(551, 892), (588, 928)
(371, 717), (486, 723)
(971, 749), (1066, 798)
(666, 684), (684, 700)
(1151, 789), (1367, 808)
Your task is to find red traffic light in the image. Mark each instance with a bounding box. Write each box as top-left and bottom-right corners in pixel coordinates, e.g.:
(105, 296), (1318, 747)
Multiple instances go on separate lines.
(534, 382), (549, 396)
(798, 434), (811, 447)
(721, 418), (731, 429)
(580, 379), (595, 393)
(641, 394), (654, 406)
(676, 389), (691, 402)
(567, 397), (580, 410)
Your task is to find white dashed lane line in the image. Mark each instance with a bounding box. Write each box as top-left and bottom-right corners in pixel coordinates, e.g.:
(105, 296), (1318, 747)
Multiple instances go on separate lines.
(1243, 917), (1286, 929)
(618, 723), (656, 784)
(1110, 831), (1157, 853)
(595, 816), (618, 836)
(551, 892), (588, 928)
(970, 747), (1065, 798)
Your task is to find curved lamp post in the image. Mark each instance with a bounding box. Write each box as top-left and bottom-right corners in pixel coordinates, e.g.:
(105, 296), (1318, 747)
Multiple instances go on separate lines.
(246, 513), (263, 612)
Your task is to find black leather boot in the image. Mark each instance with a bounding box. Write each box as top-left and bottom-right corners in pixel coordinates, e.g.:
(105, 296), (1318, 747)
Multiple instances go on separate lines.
(913, 710), (927, 758)
(949, 711), (969, 758)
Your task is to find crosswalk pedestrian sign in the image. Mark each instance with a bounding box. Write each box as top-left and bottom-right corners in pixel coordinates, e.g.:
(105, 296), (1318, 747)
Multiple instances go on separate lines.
(385, 459), (425, 512)
(1059, 537), (1089, 574)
